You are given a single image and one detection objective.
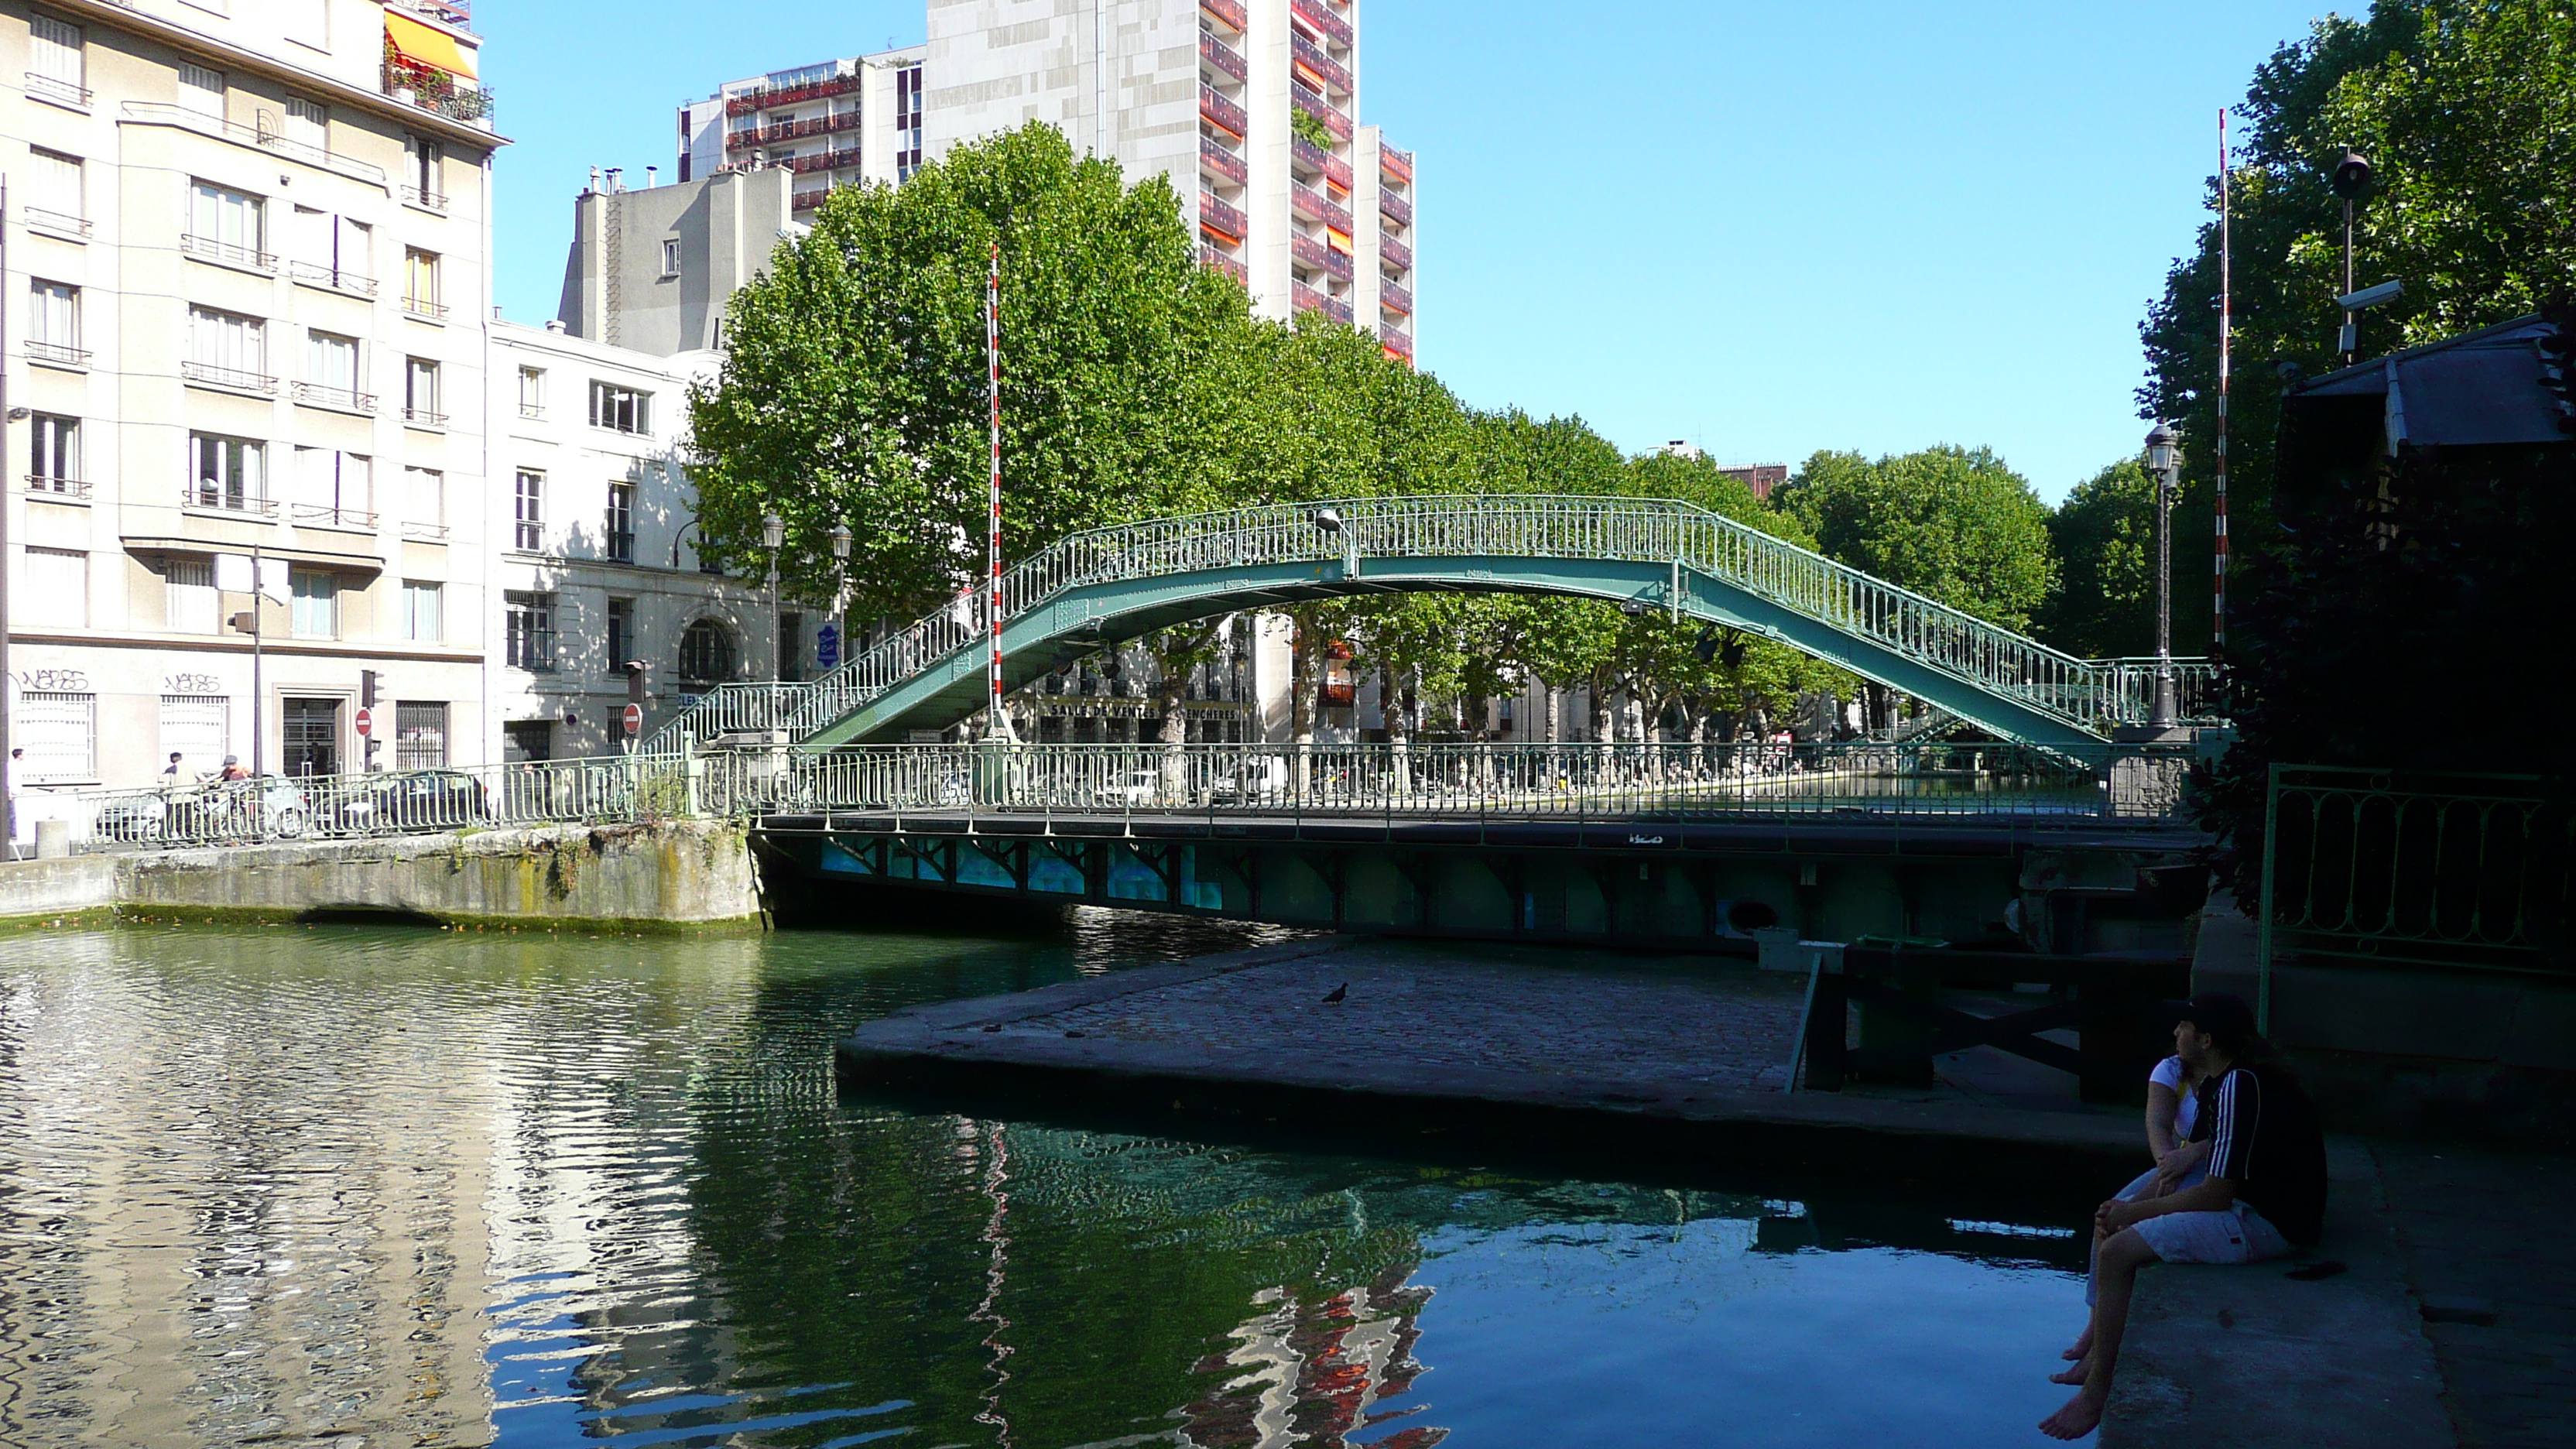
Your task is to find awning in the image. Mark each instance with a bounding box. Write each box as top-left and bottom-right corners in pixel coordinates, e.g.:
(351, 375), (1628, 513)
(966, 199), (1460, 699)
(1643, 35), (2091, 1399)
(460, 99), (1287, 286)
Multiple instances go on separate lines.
(385, 12), (479, 80)
(123, 536), (386, 575)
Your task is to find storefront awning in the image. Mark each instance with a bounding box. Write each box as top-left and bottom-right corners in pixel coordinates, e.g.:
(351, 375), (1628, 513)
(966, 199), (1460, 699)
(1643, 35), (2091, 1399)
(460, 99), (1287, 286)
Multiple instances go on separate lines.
(385, 12), (479, 81)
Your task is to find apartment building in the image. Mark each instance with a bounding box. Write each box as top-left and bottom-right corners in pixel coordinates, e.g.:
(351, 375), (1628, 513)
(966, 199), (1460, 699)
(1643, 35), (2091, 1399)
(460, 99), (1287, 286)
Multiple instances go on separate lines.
(554, 163), (792, 356)
(485, 320), (785, 762)
(4, 0), (498, 796)
(676, 46), (925, 220)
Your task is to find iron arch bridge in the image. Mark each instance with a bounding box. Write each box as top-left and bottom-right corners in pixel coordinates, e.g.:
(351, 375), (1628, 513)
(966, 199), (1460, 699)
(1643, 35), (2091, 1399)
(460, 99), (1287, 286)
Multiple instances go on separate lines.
(655, 495), (2217, 753)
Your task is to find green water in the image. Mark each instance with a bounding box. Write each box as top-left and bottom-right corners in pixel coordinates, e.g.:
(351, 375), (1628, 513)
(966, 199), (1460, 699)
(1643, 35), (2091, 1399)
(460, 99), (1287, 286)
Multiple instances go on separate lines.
(0, 914), (2102, 1447)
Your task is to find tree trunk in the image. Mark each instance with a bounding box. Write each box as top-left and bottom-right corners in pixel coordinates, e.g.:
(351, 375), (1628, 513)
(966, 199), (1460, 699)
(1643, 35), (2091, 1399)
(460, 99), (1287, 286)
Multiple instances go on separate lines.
(1542, 682), (1560, 744)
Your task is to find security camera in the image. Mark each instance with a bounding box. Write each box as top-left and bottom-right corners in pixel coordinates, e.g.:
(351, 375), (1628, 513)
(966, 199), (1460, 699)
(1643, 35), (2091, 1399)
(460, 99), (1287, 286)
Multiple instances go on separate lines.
(2335, 279), (2403, 311)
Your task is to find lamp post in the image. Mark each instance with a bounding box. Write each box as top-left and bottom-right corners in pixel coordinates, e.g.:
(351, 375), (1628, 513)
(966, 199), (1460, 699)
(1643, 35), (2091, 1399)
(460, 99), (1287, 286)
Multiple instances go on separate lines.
(2145, 422), (2181, 729)
(2330, 147), (2374, 363)
(761, 512), (785, 684)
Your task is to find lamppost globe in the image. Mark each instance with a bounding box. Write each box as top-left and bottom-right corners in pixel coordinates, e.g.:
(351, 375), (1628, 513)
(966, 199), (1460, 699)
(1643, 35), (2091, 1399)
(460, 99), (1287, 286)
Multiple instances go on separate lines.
(2145, 422), (2180, 474)
(1310, 505), (1343, 535)
(829, 523), (852, 562)
(761, 512), (786, 553)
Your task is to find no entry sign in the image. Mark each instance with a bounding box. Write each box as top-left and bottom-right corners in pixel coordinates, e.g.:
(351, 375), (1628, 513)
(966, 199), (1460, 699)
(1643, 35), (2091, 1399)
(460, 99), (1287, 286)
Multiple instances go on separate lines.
(353, 706), (374, 738)
(622, 702), (644, 737)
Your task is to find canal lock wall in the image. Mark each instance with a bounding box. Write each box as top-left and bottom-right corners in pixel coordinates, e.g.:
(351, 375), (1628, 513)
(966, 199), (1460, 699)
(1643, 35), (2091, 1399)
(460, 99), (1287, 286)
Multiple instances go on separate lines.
(1, 820), (765, 932)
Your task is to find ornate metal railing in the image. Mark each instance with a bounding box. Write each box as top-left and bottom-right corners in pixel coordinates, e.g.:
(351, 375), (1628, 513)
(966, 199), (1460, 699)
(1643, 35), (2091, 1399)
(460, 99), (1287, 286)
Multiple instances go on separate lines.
(649, 495), (2225, 753)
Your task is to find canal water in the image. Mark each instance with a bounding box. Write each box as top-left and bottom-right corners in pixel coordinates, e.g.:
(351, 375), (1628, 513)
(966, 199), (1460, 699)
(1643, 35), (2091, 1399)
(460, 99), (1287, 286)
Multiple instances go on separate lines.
(0, 915), (2100, 1447)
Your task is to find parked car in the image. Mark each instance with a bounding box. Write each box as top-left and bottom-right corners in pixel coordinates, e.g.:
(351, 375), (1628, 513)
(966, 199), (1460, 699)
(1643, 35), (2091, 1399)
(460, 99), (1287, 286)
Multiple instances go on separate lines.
(1093, 769), (1163, 807)
(326, 769), (491, 834)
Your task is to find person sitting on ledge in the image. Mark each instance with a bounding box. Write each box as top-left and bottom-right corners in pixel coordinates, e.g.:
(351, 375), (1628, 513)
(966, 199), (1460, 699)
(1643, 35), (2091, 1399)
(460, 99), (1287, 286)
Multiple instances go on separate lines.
(2040, 992), (2327, 1440)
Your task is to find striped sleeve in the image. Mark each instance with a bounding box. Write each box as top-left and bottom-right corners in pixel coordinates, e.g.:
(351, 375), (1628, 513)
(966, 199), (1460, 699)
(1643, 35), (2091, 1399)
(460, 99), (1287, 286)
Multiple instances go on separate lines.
(2208, 1068), (2260, 1183)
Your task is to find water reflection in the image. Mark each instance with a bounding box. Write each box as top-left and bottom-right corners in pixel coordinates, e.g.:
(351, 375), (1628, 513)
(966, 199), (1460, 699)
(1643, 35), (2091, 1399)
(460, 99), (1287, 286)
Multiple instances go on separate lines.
(0, 913), (2087, 1448)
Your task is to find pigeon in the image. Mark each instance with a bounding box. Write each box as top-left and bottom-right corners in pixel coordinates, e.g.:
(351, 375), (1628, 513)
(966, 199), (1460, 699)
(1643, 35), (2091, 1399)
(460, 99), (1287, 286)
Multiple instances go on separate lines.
(1322, 982), (1348, 1005)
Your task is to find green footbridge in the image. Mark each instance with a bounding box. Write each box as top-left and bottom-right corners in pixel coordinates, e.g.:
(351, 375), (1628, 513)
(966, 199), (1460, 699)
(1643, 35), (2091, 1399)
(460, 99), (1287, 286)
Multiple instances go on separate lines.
(653, 494), (2216, 755)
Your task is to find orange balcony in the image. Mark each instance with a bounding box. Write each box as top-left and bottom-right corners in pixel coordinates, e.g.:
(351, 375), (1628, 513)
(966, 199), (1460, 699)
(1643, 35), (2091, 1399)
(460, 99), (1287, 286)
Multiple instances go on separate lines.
(1380, 281), (1412, 317)
(1200, 32), (1248, 85)
(1290, 33), (1352, 96)
(1201, 0), (1248, 33)
(1201, 84), (1249, 139)
(1381, 235), (1412, 271)
(1290, 134), (1352, 190)
(724, 72), (860, 118)
(1379, 190), (1413, 228)
(1292, 233), (1353, 280)
(1380, 146), (1414, 186)
(1200, 194), (1248, 243)
(1381, 327), (1414, 363)
(1201, 245), (1249, 284)
(1291, 185), (1351, 232)
(1290, 0), (1353, 48)
(1200, 135), (1248, 187)
(727, 110), (861, 151)
(1290, 86), (1352, 143)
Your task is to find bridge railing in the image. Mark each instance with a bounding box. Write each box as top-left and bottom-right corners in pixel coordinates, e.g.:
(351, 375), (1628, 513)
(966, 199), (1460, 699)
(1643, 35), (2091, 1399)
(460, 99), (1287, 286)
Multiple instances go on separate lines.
(650, 495), (2223, 752)
(700, 740), (2201, 825)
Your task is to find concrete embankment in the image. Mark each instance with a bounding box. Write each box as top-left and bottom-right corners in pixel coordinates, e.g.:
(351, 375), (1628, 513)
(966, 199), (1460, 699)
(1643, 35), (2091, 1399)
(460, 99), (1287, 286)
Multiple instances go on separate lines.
(1, 820), (763, 931)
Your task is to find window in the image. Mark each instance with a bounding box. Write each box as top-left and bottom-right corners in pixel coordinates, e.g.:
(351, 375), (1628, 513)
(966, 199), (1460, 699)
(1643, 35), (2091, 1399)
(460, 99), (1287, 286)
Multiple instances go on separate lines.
(187, 433), (266, 512)
(186, 306), (266, 389)
(293, 447), (370, 527)
(513, 470), (544, 551)
(606, 598), (635, 672)
(26, 149), (84, 232)
(518, 365), (546, 419)
(404, 135), (444, 207)
(19, 548), (86, 628)
(284, 95), (327, 152)
(302, 330), (362, 409)
(26, 16), (85, 106)
(26, 279), (81, 365)
(661, 238), (683, 278)
(403, 248), (442, 317)
(163, 557), (218, 633)
(289, 569), (337, 638)
(895, 64), (924, 178)
(17, 691), (95, 783)
(506, 591), (557, 671)
(187, 181), (268, 267)
(282, 697), (337, 778)
(404, 467), (446, 538)
(401, 581), (444, 642)
(30, 414), (80, 492)
(678, 618), (735, 684)
(779, 611), (804, 683)
(159, 695), (230, 779)
(502, 720), (553, 764)
(291, 207), (371, 291)
(177, 63), (225, 120)
(588, 381), (651, 435)
(395, 704), (447, 770)
(606, 479), (635, 562)
(404, 358), (442, 425)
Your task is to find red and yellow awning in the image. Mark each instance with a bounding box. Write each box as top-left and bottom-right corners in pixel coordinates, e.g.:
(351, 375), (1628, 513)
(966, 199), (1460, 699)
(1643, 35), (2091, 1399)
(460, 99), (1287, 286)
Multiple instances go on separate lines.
(385, 12), (478, 80)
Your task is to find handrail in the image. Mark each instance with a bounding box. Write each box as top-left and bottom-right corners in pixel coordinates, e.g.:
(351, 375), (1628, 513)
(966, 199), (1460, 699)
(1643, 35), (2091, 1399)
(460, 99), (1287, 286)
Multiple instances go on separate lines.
(649, 495), (2226, 752)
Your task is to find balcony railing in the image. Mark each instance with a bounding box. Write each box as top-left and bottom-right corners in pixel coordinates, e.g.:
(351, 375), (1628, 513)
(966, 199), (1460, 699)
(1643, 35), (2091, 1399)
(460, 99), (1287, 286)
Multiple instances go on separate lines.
(1381, 146), (1415, 185)
(402, 521), (451, 542)
(1380, 327), (1415, 361)
(1381, 235), (1413, 272)
(792, 188), (833, 211)
(125, 102), (389, 186)
(1380, 281), (1413, 317)
(402, 295), (449, 320)
(180, 232), (276, 272)
(402, 183), (446, 211)
(1200, 194), (1249, 243)
(785, 147), (865, 175)
(293, 382), (377, 413)
(288, 261), (378, 296)
(1291, 232), (1354, 280)
(727, 110), (862, 150)
(1292, 185), (1351, 232)
(1379, 190), (1413, 228)
(518, 400), (545, 420)
(24, 341), (90, 368)
(1200, 135), (1249, 187)
(181, 361), (278, 394)
(22, 207), (90, 238)
(26, 72), (90, 108)
(404, 406), (449, 428)
(182, 487), (276, 517)
(1199, 32), (1249, 85)
(1290, 86), (1352, 142)
(1290, 134), (1352, 190)
(1290, 284), (1353, 326)
(382, 63), (494, 125)
(24, 474), (91, 498)
(1200, 245), (1249, 285)
(1322, 294), (1353, 325)
(291, 504), (379, 530)
(1200, 84), (1249, 140)
(1200, 0), (1248, 32)
(1290, 0), (1355, 48)
(1290, 33), (1353, 95)
(724, 73), (861, 118)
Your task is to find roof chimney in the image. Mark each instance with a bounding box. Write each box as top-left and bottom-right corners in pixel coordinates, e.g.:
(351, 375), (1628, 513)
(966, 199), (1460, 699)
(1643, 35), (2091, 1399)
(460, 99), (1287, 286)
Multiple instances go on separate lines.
(589, 165), (602, 194)
(646, 166), (658, 187)
(605, 167), (624, 191)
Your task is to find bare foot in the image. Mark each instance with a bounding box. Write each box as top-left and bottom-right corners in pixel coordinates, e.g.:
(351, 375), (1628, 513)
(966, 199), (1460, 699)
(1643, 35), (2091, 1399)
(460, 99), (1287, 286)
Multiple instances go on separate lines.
(2049, 1358), (2091, 1386)
(2060, 1326), (2093, 1362)
(2039, 1389), (2105, 1440)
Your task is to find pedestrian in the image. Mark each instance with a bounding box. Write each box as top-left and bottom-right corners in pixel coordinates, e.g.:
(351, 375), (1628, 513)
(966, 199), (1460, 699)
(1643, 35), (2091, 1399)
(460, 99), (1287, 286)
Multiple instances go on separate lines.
(4, 747), (19, 859)
(163, 750), (184, 780)
(219, 754), (250, 783)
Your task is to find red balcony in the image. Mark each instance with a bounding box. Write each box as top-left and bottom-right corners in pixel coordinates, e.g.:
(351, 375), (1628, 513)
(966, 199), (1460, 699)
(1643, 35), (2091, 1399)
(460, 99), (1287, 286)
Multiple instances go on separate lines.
(1381, 235), (1412, 272)
(792, 188), (831, 211)
(1200, 194), (1248, 243)
(1200, 244), (1249, 285)
(1200, 0), (1248, 33)
(1381, 327), (1414, 363)
(1200, 84), (1249, 140)
(1290, 86), (1352, 142)
(1290, 134), (1352, 190)
(784, 146), (865, 174)
(1291, 283), (1354, 327)
(1290, 0), (1353, 48)
(1199, 135), (1248, 187)
(1292, 232), (1353, 280)
(1380, 281), (1413, 317)
(724, 72), (861, 118)
(1291, 185), (1351, 232)
(1380, 146), (1414, 186)
(1379, 190), (1413, 228)
(1290, 33), (1353, 96)
(1200, 31), (1248, 85)
(727, 110), (861, 151)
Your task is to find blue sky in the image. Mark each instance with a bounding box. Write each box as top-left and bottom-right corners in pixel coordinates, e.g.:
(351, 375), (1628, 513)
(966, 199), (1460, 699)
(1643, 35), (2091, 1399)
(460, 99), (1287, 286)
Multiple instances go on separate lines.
(481, 1), (2346, 502)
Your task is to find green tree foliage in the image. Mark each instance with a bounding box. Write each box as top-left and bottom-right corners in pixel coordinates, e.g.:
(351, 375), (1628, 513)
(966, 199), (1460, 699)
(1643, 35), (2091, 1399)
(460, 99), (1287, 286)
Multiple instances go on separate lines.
(687, 123), (1246, 624)
(2041, 457), (2158, 659)
(1775, 447), (2059, 632)
(2139, 1), (2576, 653)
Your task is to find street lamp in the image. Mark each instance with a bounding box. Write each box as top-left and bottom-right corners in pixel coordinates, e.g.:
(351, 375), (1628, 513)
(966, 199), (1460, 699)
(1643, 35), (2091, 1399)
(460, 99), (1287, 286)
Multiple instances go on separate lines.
(2144, 422), (2181, 729)
(762, 512), (786, 683)
(827, 522), (854, 643)
(2330, 146), (2375, 362)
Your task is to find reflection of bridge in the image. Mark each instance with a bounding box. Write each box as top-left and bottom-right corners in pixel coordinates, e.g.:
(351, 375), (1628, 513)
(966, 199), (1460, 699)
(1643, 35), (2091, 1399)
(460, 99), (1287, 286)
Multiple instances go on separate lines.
(658, 495), (2221, 755)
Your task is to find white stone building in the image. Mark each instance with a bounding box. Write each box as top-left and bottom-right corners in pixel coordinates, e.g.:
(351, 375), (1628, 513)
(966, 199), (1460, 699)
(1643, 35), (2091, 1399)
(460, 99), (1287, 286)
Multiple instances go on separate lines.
(4, 0), (498, 796)
(676, 46), (925, 220)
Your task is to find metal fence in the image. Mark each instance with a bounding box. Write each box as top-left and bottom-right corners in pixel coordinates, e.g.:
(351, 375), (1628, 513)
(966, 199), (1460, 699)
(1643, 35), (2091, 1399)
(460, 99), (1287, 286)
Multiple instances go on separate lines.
(701, 740), (2201, 827)
(26, 754), (694, 853)
(2258, 766), (2572, 1007)
(651, 495), (2225, 751)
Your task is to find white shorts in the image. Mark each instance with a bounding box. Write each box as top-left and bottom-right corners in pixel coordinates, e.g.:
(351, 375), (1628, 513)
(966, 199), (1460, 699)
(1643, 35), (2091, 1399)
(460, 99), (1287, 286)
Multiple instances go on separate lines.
(2134, 1203), (2292, 1266)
